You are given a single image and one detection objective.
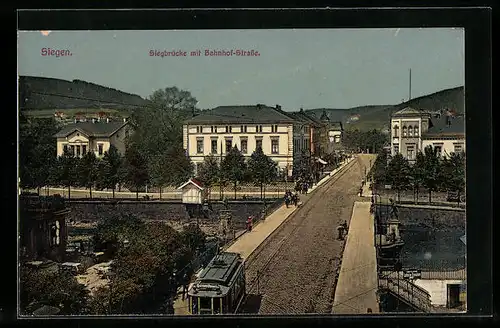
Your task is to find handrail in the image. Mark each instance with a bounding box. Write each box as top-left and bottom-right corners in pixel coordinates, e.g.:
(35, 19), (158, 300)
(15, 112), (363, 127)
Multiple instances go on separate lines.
(379, 278), (432, 312)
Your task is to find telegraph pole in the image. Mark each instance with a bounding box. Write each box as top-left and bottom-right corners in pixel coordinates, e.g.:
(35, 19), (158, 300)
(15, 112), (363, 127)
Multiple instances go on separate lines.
(409, 69), (412, 101)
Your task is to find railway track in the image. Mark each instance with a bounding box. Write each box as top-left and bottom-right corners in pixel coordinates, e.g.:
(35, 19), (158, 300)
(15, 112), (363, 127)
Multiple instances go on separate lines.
(236, 156), (371, 314)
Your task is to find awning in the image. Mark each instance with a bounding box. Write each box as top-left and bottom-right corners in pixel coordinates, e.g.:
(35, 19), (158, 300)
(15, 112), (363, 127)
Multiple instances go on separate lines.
(316, 158), (327, 165)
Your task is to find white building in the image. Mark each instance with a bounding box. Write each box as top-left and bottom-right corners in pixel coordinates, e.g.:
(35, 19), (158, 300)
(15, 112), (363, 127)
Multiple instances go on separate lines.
(183, 104), (296, 177)
(390, 107), (465, 162)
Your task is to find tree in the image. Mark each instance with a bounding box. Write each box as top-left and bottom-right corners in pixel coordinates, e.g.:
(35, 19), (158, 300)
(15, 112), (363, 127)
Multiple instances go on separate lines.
(20, 264), (89, 315)
(196, 155), (220, 196)
(180, 223), (206, 254)
(410, 151), (426, 203)
(53, 148), (79, 199)
(124, 142), (149, 200)
(440, 151), (465, 201)
(370, 148), (389, 187)
(247, 147), (279, 199)
(96, 145), (124, 198)
(220, 146), (247, 199)
(78, 152), (99, 199)
(422, 145), (441, 203)
(386, 153), (411, 202)
(19, 116), (59, 194)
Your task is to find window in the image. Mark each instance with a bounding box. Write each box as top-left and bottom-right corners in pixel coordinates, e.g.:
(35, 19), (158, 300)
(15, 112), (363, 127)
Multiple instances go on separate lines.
(407, 145), (415, 160)
(213, 297), (221, 314)
(63, 144), (68, 153)
(334, 135), (341, 143)
(211, 126), (214, 133)
(70, 145), (75, 156)
(414, 125), (419, 136)
(271, 139), (279, 154)
(408, 126), (413, 137)
(394, 144), (399, 154)
(200, 297), (211, 312)
(241, 139), (248, 154)
(76, 145), (81, 157)
(225, 139), (232, 153)
(191, 296), (198, 314)
(225, 126), (229, 133)
(402, 126), (407, 137)
(255, 138), (263, 151)
(240, 125), (247, 133)
(197, 139), (204, 154)
(229, 126), (232, 133)
(272, 125), (278, 133)
(393, 125), (399, 137)
(98, 144), (103, 156)
(454, 144), (463, 153)
(211, 139), (218, 154)
(256, 125), (262, 133)
(82, 145), (87, 154)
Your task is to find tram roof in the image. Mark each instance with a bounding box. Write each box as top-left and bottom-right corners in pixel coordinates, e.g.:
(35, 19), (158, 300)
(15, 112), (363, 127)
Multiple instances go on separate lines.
(198, 252), (242, 285)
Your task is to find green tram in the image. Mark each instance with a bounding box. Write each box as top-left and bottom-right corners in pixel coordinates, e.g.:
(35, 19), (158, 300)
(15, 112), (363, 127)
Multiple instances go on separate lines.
(187, 252), (245, 314)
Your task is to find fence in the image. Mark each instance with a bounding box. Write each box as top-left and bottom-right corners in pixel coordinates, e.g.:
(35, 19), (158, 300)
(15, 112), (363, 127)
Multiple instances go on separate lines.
(378, 276), (432, 312)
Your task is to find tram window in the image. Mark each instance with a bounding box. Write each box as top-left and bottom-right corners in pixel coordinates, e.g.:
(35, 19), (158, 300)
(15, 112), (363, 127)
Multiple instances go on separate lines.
(213, 297), (221, 314)
(192, 297), (198, 314)
(222, 296), (228, 313)
(200, 297), (211, 314)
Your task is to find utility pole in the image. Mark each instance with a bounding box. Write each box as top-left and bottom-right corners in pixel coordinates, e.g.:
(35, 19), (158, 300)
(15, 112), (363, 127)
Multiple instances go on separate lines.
(409, 69), (412, 101)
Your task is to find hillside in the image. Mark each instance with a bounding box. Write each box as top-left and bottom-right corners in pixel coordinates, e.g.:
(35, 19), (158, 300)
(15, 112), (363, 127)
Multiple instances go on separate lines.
(19, 76), (150, 114)
(305, 86), (464, 131)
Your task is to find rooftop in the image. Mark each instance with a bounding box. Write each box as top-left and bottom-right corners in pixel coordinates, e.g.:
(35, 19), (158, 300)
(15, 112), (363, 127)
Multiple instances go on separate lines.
(422, 114), (465, 138)
(198, 252), (242, 286)
(53, 121), (127, 138)
(185, 104), (296, 124)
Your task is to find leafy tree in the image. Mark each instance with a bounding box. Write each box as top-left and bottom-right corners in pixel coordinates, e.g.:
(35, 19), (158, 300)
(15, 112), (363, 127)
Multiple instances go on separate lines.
(386, 153), (411, 202)
(410, 151), (426, 203)
(78, 151), (99, 199)
(19, 264), (89, 315)
(53, 147), (79, 199)
(180, 223), (207, 254)
(422, 145), (441, 203)
(369, 148), (389, 186)
(221, 146), (247, 199)
(248, 147), (279, 199)
(124, 142), (149, 200)
(19, 116), (59, 194)
(96, 145), (124, 198)
(440, 151), (465, 200)
(196, 155), (220, 196)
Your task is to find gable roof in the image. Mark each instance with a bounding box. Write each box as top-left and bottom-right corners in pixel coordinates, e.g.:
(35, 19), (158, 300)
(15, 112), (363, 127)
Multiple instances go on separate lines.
(185, 105), (296, 124)
(53, 121), (127, 138)
(392, 106), (430, 117)
(177, 178), (204, 190)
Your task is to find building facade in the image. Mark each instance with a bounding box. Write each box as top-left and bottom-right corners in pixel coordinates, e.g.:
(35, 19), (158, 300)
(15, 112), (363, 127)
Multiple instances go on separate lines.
(183, 104), (296, 177)
(54, 118), (131, 158)
(390, 107), (464, 162)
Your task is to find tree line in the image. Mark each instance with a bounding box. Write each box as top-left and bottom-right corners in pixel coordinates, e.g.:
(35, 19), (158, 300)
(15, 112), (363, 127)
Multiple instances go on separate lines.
(342, 128), (388, 153)
(20, 214), (208, 315)
(369, 145), (465, 203)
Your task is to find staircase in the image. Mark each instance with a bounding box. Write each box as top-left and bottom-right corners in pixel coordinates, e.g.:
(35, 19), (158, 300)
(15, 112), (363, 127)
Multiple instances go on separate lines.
(379, 277), (432, 312)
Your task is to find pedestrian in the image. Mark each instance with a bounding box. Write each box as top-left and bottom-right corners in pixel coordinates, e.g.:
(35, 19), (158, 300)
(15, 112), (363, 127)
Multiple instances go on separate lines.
(293, 193), (299, 207)
(337, 225), (344, 240)
(367, 308), (373, 313)
(359, 187), (363, 197)
(342, 220), (348, 232)
(247, 216), (253, 232)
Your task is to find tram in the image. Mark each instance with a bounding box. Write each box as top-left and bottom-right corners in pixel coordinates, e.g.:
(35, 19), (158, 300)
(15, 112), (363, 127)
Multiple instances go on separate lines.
(187, 252), (245, 314)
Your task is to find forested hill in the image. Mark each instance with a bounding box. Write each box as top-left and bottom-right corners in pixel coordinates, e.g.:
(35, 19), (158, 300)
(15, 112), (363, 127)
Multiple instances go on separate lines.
(305, 86), (464, 131)
(19, 76), (150, 111)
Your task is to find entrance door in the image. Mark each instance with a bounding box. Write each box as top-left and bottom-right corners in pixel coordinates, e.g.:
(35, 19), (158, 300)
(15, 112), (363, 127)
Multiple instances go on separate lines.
(447, 284), (460, 308)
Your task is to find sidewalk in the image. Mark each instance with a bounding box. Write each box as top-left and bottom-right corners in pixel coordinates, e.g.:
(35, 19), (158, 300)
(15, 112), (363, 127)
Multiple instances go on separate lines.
(332, 201), (379, 314)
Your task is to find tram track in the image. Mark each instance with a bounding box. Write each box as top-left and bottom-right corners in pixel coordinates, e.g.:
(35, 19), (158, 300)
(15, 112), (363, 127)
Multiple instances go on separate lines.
(235, 156), (368, 314)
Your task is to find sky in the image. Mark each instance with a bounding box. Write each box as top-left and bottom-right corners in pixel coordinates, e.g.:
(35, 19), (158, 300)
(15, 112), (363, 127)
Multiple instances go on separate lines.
(17, 28), (464, 110)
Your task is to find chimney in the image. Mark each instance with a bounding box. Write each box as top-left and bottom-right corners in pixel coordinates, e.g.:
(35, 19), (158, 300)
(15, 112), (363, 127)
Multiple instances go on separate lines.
(276, 104), (281, 111)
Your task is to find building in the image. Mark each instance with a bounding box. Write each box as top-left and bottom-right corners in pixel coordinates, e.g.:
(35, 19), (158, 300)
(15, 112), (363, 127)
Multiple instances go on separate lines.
(53, 118), (131, 158)
(390, 107), (464, 162)
(318, 110), (344, 154)
(183, 104), (296, 177)
(19, 195), (70, 262)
